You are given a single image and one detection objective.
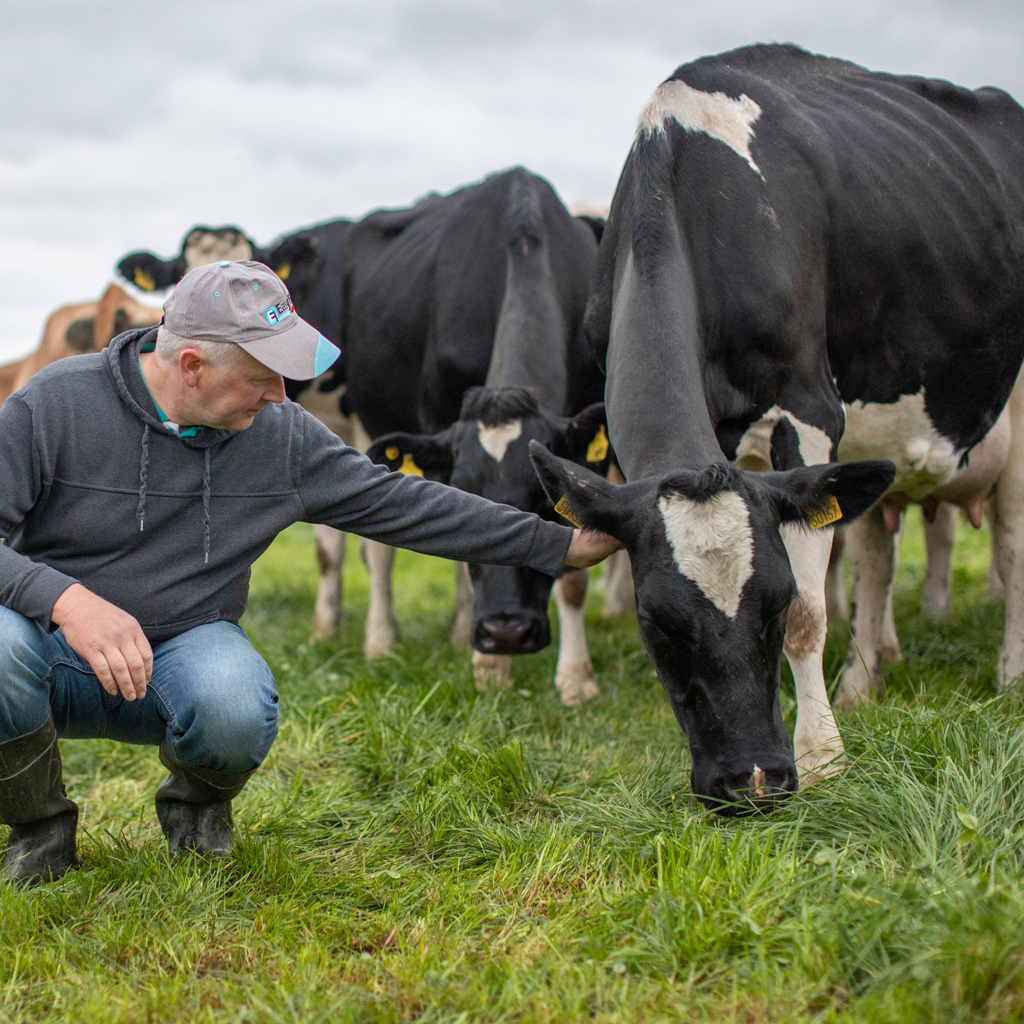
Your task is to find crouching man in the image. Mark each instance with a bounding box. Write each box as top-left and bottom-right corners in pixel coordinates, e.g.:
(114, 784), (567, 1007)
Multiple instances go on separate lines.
(0, 261), (618, 884)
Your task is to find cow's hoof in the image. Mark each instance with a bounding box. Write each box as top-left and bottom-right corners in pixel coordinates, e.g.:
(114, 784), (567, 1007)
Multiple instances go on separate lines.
(796, 752), (847, 787)
(472, 653), (512, 691)
(880, 643), (902, 664)
(556, 663), (600, 707)
(309, 617), (340, 643)
(364, 627), (397, 660)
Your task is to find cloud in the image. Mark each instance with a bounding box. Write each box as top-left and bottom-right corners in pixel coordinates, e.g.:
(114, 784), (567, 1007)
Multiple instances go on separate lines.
(1, 0), (1021, 361)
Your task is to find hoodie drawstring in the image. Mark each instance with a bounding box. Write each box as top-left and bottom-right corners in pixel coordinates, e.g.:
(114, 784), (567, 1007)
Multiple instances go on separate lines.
(137, 423), (150, 532)
(202, 448), (212, 565)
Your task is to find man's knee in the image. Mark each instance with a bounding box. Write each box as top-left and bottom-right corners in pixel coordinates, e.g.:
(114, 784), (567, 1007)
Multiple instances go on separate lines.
(157, 623), (279, 773)
(0, 607), (54, 740)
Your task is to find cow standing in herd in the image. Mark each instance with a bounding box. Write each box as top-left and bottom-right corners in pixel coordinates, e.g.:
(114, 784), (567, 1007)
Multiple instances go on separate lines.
(531, 44), (1024, 811)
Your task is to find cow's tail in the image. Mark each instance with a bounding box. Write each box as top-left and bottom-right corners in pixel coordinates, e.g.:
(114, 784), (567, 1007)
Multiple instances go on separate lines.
(486, 169), (569, 413)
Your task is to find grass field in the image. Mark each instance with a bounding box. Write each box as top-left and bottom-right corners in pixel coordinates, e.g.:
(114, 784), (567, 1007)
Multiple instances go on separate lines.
(2, 514), (1023, 1023)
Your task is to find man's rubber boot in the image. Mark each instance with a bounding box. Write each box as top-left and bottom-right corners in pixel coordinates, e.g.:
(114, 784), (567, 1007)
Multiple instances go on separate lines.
(0, 713), (80, 886)
(155, 743), (254, 856)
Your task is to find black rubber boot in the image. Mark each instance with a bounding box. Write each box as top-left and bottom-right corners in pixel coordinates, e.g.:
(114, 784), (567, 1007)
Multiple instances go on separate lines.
(0, 713), (80, 886)
(155, 743), (254, 856)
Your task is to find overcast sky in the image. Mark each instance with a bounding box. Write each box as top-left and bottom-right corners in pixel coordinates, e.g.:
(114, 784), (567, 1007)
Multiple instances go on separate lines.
(2, 0), (1021, 362)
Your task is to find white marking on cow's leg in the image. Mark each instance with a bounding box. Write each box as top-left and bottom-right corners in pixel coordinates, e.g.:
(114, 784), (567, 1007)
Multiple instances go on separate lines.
(451, 562), (473, 646)
(602, 463), (635, 619)
(836, 505), (895, 708)
(360, 538), (397, 659)
(659, 491), (754, 618)
(782, 523), (846, 783)
(602, 548), (635, 619)
(476, 420), (522, 462)
(824, 529), (848, 625)
(310, 525), (346, 641)
(922, 502), (957, 618)
(635, 79), (763, 175)
(554, 569), (599, 707)
(993, 373), (1024, 689)
(880, 518), (903, 663)
(472, 652), (512, 692)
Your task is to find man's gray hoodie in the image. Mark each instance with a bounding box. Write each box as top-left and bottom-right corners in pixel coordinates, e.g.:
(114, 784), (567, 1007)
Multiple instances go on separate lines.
(0, 329), (574, 643)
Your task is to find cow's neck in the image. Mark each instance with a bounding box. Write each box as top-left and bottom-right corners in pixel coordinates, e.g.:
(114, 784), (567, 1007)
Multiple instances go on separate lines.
(484, 235), (568, 413)
(605, 250), (722, 480)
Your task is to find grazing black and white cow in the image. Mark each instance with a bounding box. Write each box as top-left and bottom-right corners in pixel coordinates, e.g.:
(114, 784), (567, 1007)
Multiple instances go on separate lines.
(343, 168), (609, 699)
(530, 45), (1024, 812)
(117, 220), (357, 638)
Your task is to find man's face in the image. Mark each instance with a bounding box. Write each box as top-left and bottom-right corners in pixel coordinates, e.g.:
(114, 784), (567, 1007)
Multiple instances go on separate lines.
(186, 348), (287, 430)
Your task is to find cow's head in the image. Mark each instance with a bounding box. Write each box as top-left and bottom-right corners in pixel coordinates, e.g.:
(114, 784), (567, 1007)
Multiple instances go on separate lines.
(367, 387), (612, 655)
(116, 226), (319, 299)
(529, 445), (895, 813)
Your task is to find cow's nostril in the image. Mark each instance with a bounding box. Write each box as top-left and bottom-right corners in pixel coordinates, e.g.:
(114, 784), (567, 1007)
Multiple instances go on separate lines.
(480, 618), (532, 646)
(718, 765), (797, 813)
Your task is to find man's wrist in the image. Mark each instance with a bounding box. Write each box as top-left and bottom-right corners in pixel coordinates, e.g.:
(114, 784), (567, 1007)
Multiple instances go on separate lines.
(51, 583), (88, 626)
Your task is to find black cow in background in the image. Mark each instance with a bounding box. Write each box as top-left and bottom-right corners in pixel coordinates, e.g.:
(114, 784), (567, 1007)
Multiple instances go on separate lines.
(363, 169), (612, 705)
(341, 167), (613, 700)
(117, 220), (358, 639)
(531, 44), (1024, 812)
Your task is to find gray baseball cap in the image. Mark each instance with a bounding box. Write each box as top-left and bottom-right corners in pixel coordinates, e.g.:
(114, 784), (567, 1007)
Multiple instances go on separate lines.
(162, 260), (340, 380)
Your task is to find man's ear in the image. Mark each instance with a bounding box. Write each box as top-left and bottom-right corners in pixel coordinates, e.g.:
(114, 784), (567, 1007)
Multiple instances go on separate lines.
(263, 234), (320, 304)
(529, 440), (635, 538)
(117, 251), (187, 292)
(759, 460), (896, 529)
(556, 403), (612, 473)
(367, 430), (455, 484)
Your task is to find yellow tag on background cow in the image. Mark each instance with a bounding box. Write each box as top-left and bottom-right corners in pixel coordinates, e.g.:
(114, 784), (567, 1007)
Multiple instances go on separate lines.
(276, 264), (291, 281)
(586, 424), (609, 463)
(807, 495), (842, 530)
(554, 495), (582, 527)
(134, 268), (156, 292)
(399, 454), (423, 477)
(385, 446), (400, 461)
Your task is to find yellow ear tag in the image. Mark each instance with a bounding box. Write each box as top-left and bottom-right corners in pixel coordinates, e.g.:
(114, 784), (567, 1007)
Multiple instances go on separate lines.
(554, 495), (582, 527)
(133, 268), (156, 291)
(276, 263), (291, 281)
(399, 454), (423, 477)
(586, 424), (609, 463)
(807, 495), (842, 530)
(384, 446), (400, 461)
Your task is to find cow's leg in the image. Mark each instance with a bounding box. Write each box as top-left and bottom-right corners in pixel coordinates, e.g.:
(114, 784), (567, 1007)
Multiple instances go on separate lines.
(553, 568), (599, 707)
(922, 502), (956, 619)
(985, 496), (1005, 600)
(310, 525), (346, 641)
(993, 380), (1024, 688)
(360, 539), (397, 659)
(472, 652), (512, 691)
(824, 529), (848, 625)
(880, 523), (903, 664)
(782, 524), (845, 782)
(601, 463), (635, 619)
(836, 505), (895, 708)
(601, 549), (635, 619)
(451, 562), (473, 646)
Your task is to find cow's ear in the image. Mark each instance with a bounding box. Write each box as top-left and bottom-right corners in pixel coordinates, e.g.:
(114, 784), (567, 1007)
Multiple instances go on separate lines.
(759, 460), (896, 530)
(264, 234), (320, 299)
(367, 430), (454, 484)
(557, 403), (612, 473)
(117, 252), (187, 292)
(529, 440), (636, 539)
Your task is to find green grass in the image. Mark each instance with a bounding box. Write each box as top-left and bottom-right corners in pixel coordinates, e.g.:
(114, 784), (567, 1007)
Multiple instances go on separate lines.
(3, 513), (1024, 1022)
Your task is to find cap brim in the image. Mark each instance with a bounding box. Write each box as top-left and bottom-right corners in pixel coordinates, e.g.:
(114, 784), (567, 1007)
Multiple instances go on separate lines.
(236, 316), (340, 380)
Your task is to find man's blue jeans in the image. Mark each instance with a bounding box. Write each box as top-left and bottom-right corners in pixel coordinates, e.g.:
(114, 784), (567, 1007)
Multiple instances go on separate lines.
(0, 607), (278, 773)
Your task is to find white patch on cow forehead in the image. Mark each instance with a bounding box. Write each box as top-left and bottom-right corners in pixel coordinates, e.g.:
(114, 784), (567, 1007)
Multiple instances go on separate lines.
(839, 390), (959, 499)
(185, 232), (253, 272)
(636, 79), (763, 176)
(658, 490), (754, 619)
(477, 419), (522, 462)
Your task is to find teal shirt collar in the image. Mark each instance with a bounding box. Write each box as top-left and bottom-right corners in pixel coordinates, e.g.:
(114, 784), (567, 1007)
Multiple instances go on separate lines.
(138, 341), (204, 439)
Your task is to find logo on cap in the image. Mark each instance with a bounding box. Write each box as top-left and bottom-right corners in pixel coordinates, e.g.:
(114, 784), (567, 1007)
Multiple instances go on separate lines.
(263, 302), (294, 326)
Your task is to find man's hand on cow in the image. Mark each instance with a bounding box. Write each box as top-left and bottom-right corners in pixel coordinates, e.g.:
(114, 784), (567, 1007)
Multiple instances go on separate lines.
(51, 584), (153, 701)
(564, 527), (623, 568)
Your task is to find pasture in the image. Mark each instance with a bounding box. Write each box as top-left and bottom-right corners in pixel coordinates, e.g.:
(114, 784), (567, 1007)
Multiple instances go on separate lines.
(2, 516), (1022, 1023)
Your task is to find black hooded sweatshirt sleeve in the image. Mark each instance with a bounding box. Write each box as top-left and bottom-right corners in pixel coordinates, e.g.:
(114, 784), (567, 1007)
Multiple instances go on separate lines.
(0, 330), (574, 642)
